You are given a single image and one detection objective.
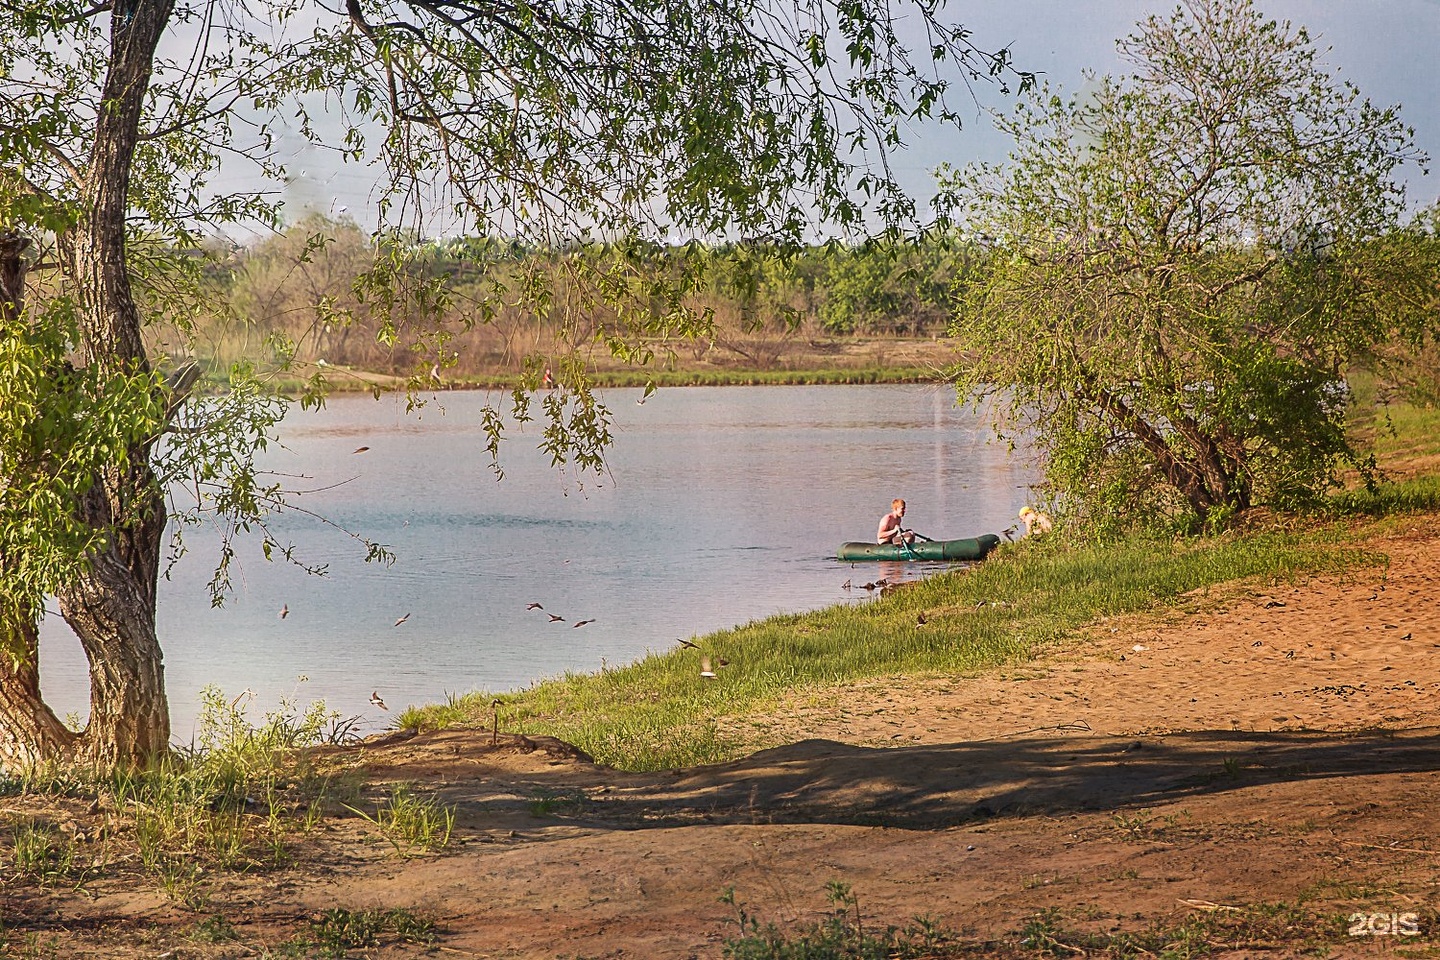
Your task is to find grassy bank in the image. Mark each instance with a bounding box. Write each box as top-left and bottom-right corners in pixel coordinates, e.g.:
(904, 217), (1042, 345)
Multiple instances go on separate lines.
(393, 393), (1440, 769)
(397, 512), (1407, 770)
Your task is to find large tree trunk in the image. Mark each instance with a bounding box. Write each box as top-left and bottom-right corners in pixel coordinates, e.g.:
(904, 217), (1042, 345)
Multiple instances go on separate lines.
(50, 0), (178, 769)
(58, 508), (171, 768)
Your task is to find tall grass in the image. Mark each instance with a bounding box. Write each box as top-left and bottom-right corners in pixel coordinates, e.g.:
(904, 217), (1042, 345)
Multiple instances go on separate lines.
(1, 687), (349, 904)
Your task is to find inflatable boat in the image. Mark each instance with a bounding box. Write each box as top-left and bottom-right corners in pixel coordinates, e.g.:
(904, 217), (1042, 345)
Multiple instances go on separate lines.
(836, 534), (1001, 562)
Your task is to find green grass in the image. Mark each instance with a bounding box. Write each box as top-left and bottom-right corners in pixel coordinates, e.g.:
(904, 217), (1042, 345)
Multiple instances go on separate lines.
(8, 821), (82, 888)
(1, 686), (351, 907)
(271, 907), (437, 959)
(350, 783), (456, 855)
(401, 520), (1389, 771)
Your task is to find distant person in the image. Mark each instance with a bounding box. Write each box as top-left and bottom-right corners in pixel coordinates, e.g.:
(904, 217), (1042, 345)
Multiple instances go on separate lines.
(877, 498), (916, 545)
(541, 366), (555, 388)
(1019, 505), (1053, 537)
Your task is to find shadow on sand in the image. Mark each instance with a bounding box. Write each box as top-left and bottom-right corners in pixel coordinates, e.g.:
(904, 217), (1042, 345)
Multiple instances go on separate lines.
(385, 725), (1440, 833)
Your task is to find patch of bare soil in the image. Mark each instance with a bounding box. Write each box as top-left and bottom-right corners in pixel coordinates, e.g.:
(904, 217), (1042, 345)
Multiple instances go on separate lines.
(6, 526), (1440, 958)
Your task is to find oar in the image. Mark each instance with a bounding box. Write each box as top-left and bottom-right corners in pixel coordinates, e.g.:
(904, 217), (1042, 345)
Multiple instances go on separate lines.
(904, 529), (935, 542)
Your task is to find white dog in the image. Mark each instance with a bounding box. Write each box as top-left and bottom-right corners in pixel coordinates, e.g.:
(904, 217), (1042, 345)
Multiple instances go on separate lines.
(1019, 506), (1053, 536)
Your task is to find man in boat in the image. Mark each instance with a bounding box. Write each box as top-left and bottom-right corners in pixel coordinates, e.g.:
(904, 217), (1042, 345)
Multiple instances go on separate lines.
(877, 498), (917, 545)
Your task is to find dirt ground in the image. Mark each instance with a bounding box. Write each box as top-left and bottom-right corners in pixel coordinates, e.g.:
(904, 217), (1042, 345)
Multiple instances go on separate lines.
(6, 526), (1440, 957)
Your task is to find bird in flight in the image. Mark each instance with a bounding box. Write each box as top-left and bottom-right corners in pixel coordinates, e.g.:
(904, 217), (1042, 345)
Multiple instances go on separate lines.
(279, 604), (289, 619)
(677, 638), (699, 649)
(572, 619), (596, 628)
(370, 691), (388, 710)
(547, 613), (565, 622)
(394, 613), (411, 627)
(700, 656), (717, 679)
(353, 446), (370, 454)
(526, 602), (544, 610)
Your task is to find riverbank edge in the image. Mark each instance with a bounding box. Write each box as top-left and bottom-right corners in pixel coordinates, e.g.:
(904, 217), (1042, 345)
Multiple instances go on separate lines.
(393, 489), (1437, 771)
(218, 363), (955, 396)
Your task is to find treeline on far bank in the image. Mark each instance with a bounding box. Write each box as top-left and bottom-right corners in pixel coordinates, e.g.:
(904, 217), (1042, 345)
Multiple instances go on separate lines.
(153, 216), (973, 385)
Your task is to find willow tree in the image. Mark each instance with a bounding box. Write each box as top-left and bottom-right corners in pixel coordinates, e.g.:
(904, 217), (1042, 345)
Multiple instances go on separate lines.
(939, 0), (1433, 531)
(0, 0), (1029, 768)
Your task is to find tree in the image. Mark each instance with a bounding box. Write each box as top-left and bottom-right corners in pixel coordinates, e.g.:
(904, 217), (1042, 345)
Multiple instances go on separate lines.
(938, 0), (1434, 532)
(0, 0), (1029, 768)
(1364, 203), (1440, 407)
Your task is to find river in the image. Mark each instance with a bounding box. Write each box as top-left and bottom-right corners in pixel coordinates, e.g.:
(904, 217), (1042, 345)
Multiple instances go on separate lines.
(39, 383), (1038, 739)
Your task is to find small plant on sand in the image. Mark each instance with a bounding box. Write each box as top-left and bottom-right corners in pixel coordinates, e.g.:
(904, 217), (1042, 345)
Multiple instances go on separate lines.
(0, 924), (60, 960)
(278, 907), (437, 958)
(347, 784), (455, 854)
(720, 881), (957, 958)
(528, 787), (588, 817)
(9, 821), (80, 887)
(188, 914), (238, 944)
(1111, 808), (1158, 842)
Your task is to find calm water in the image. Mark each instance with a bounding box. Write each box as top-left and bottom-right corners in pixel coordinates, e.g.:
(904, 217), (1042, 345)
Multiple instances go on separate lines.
(39, 384), (1037, 738)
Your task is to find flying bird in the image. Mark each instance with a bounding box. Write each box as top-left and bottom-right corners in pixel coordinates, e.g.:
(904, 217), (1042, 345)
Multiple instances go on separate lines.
(279, 604), (289, 619)
(370, 691), (388, 710)
(572, 619), (596, 628)
(394, 613), (411, 627)
(547, 613), (565, 623)
(526, 602), (544, 610)
(700, 656), (717, 679)
(353, 446), (370, 454)
(916, 612), (927, 626)
(677, 638), (699, 649)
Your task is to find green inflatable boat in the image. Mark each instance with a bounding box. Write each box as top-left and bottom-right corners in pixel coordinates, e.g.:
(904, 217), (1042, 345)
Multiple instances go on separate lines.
(836, 533), (1002, 562)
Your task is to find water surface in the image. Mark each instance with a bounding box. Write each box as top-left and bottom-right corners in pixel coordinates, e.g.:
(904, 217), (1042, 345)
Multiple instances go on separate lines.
(40, 384), (1037, 737)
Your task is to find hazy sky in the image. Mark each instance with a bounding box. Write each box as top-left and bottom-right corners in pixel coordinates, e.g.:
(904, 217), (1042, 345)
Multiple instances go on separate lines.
(263, 0), (1440, 234)
(899, 0), (1440, 206)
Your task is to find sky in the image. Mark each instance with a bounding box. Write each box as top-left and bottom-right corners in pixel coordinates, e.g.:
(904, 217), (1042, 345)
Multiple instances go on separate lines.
(262, 0), (1440, 236)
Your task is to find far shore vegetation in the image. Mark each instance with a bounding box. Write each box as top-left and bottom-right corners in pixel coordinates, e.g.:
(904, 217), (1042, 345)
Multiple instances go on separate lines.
(159, 220), (969, 398)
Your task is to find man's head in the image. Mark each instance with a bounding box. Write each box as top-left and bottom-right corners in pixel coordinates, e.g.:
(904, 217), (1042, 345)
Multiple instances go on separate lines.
(892, 498), (906, 514)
